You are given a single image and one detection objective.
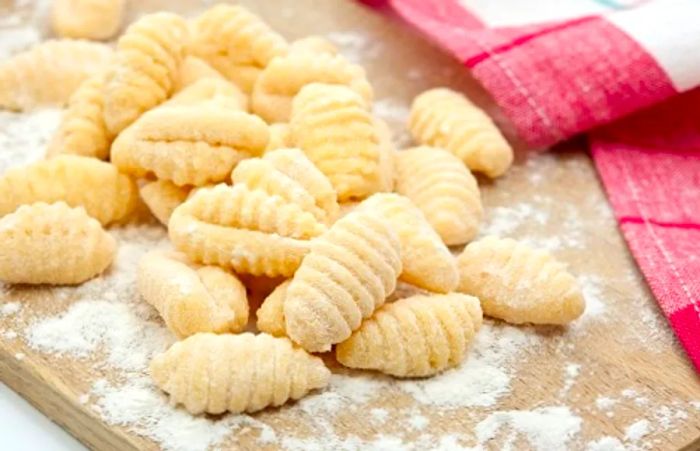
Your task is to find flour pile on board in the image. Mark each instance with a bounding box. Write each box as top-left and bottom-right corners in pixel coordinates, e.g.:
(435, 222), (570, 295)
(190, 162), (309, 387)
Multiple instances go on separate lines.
(0, 108), (62, 172)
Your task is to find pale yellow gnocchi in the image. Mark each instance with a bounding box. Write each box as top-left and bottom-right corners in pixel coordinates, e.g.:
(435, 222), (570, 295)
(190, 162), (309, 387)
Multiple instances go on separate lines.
(138, 251), (248, 338)
(256, 280), (290, 338)
(0, 202), (116, 285)
(168, 77), (248, 111)
(51, 0), (125, 41)
(150, 332), (330, 415)
(284, 210), (402, 352)
(138, 180), (192, 226)
(173, 56), (225, 93)
(336, 293), (482, 377)
(457, 236), (585, 325)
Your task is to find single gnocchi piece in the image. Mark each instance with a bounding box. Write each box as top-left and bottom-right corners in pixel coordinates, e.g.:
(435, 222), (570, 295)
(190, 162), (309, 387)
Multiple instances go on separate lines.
(111, 104), (268, 186)
(139, 180), (192, 226)
(290, 83), (391, 201)
(103, 12), (188, 135)
(0, 155), (139, 225)
(232, 148), (339, 224)
(173, 56), (225, 92)
(284, 210), (402, 352)
(0, 39), (112, 111)
(169, 184), (322, 277)
(408, 88), (513, 178)
(51, 0), (125, 40)
(256, 280), (290, 337)
(46, 73), (111, 160)
(336, 293), (482, 377)
(457, 236), (585, 325)
(394, 146), (483, 245)
(265, 123), (292, 152)
(251, 51), (372, 123)
(0, 202), (116, 285)
(189, 4), (288, 93)
(168, 77), (248, 111)
(150, 332), (330, 415)
(138, 251), (248, 338)
(359, 193), (458, 293)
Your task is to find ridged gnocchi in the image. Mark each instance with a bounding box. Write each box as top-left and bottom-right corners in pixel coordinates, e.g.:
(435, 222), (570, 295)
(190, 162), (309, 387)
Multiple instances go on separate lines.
(103, 12), (188, 135)
(168, 77), (248, 111)
(256, 280), (290, 337)
(46, 73), (111, 159)
(232, 148), (339, 224)
(336, 293), (482, 377)
(138, 251), (248, 338)
(189, 4), (288, 93)
(173, 56), (225, 92)
(139, 180), (192, 226)
(457, 236), (585, 325)
(0, 39), (112, 111)
(51, 0), (125, 41)
(265, 123), (292, 152)
(359, 193), (458, 293)
(409, 88), (513, 178)
(0, 155), (139, 225)
(111, 104), (268, 186)
(150, 332), (330, 414)
(284, 210), (402, 352)
(290, 83), (391, 201)
(394, 146), (483, 245)
(169, 184), (321, 277)
(251, 51), (372, 123)
(0, 202), (116, 285)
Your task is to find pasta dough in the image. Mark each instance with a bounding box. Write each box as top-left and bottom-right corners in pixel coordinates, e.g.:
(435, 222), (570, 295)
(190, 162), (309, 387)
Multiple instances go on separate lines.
(394, 146), (483, 245)
(111, 105), (268, 186)
(290, 83), (390, 201)
(358, 193), (458, 293)
(0, 39), (112, 111)
(457, 236), (585, 325)
(138, 251), (248, 338)
(0, 155), (139, 225)
(0, 202), (116, 285)
(336, 293), (482, 377)
(408, 88), (513, 178)
(256, 280), (290, 337)
(103, 12), (188, 135)
(51, 0), (125, 40)
(138, 180), (192, 226)
(150, 332), (330, 414)
(284, 210), (402, 352)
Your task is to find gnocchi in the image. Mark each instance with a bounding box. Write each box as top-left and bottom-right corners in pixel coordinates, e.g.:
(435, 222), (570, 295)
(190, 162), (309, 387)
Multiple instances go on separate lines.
(51, 0), (125, 40)
(138, 180), (192, 226)
(256, 280), (290, 338)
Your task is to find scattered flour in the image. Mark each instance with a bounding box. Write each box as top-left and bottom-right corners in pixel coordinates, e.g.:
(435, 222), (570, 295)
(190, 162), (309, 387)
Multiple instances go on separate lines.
(0, 108), (62, 173)
(560, 362), (581, 395)
(78, 394), (90, 405)
(2, 330), (18, 340)
(624, 419), (651, 442)
(326, 31), (378, 62)
(595, 396), (617, 411)
(691, 401), (700, 411)
(0, 302), (21, 316)
(370, 408), (389, 425)
(578, 274), (607, 319)
(480, 202), (549, 238)
(14, 352), (25, 360)
(475, 406), (582, 451)
(408, 414), (429, 431)
(586, 436), (626, 451)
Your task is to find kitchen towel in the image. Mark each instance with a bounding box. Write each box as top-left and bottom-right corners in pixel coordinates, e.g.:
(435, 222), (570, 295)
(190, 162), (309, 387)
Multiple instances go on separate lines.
(364, 0), (700, 371)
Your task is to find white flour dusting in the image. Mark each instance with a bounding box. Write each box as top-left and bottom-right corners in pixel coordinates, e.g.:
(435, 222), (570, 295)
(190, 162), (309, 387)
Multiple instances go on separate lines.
(0, 108), (62, 173)
(586, 436), (626, 451)
(0, 302), (21, 316)
(475, 406), (582, 451)
(624, 419), (651, 442)
(408, 414), (429, 431)
(370, 408), (389, 425)
(560, 363), (581, 395)
(595, 396), (617, 411)
(578, 274), (606, 319)
(326, 31), (378, 62)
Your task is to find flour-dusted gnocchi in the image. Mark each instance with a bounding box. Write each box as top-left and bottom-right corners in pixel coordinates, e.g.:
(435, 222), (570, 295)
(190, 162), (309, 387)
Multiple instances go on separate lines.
(0, 39), (112, 111)
(103, 12), (188, 135)
(232, 148), (339, 224)
(189, 4), (288, 93)
(46, 73), (111, 160)
(169, 184), (321, 277)
(173, 56), (225, 92)
(336, 293), (482, 377)
(394, 146), (483, 246)
(457, 236), (585, 325)
(265, 123), (292, 152)
(256, 280), (290, 337)
(150, 332), (330, 415)
(290, 83), (390, 201)
(251, 51), (372, 123)
(0, 155), (139, 225)
(138, 251), (248, 338)
(409, 88), (513, 178)
(168, 77), (248, 111)
(51, 0), (125, 40)
(359, 193), (458, 293)
(139, 180), (192, 226)
(284, 210), (402, 352)
(0, 202), (116, 285)
(111, 105), (268, 186)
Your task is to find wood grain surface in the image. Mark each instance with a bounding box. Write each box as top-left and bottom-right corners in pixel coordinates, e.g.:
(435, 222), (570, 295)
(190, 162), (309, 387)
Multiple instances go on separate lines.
(0, 1), (699, 450)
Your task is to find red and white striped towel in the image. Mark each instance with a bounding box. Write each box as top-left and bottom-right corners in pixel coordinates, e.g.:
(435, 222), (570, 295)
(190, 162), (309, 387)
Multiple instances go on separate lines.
(363, 0), (700, 371)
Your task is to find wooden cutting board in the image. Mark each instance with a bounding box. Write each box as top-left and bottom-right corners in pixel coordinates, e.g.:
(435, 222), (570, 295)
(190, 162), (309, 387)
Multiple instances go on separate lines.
(0, 1), (699, 450)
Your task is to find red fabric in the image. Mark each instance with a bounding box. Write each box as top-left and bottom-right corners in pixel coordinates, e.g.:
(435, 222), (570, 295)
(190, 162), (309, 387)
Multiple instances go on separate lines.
(365, 0), (700, 370)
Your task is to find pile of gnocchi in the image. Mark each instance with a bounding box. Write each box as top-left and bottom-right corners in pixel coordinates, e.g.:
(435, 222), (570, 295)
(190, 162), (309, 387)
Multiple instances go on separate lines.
(0, 2), (585, 416)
